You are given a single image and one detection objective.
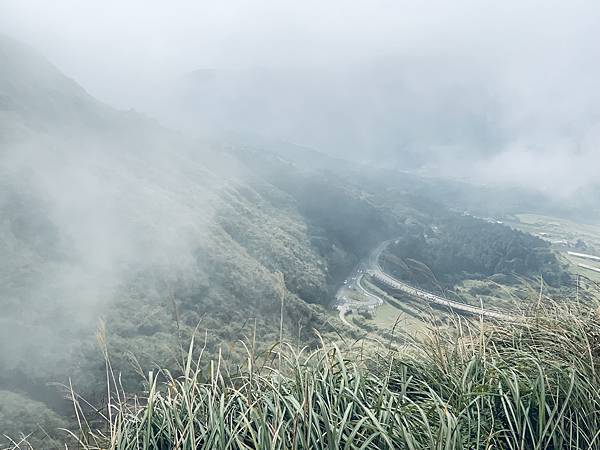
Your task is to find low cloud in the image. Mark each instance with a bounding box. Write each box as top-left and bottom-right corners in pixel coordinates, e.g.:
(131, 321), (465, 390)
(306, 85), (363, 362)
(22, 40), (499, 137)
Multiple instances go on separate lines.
(1, 0), (599, 197)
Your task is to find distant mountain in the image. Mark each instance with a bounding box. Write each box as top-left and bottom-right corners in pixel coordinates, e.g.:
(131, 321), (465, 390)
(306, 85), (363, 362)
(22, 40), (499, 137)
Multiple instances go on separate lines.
(147, 62), (600, 218)
(150, 63), (504, 168)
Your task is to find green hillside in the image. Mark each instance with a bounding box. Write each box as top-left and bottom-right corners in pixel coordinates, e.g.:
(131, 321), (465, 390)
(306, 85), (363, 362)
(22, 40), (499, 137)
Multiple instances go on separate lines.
(0, 35), (583, 448)
(0, 35), (371, 447)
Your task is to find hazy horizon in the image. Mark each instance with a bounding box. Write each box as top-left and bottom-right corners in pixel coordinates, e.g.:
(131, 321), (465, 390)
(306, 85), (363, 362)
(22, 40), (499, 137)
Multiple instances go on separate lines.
(2, 0), (600, 197)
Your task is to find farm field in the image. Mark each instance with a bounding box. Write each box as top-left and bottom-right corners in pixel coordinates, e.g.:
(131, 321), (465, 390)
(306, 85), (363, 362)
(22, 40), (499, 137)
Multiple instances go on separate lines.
(508, 213), (600, 284)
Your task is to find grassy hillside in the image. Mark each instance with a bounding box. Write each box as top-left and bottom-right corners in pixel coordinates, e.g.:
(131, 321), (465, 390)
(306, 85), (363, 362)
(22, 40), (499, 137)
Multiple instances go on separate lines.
(0, 35), (380, 445)
(33, 301), (600, 450)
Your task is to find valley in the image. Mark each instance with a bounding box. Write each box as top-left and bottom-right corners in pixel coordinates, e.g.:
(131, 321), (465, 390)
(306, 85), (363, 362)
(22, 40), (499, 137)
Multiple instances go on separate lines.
(333, 210), (600, 334)
(1, 20), (600, 448)
(335, 238), (515, 329)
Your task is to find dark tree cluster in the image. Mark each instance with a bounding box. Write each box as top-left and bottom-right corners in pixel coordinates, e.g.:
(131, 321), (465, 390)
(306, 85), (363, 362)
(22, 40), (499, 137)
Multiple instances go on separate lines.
(383, 214), (570, 287)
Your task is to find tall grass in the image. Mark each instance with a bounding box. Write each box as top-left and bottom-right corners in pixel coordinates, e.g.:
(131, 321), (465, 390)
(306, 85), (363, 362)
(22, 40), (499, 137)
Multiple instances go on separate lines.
(62, 301), (600, 450)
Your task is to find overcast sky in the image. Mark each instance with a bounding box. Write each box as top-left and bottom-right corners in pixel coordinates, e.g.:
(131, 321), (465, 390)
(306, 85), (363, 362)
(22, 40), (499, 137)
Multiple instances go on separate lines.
(1, 0), (600, 194)
(2, 1), (598, 104)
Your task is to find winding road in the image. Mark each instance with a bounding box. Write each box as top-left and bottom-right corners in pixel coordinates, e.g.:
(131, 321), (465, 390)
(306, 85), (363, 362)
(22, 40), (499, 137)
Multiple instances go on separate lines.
(335, 239), (516, 324)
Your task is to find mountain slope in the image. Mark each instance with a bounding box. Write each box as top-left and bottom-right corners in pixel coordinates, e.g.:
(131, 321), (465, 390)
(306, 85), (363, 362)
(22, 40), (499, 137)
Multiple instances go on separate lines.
(0, 36), (374, 447)
(0, 35), (575, 447)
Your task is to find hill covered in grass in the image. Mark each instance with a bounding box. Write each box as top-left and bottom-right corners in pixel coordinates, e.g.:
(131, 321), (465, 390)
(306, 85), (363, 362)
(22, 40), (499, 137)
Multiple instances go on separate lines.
(38, 301), (600, 450)
(1, 35), (392, 444)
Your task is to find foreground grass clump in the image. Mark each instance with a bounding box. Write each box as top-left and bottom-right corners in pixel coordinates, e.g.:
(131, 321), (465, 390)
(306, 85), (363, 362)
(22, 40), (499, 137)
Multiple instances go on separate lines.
(71, 305), (600, 450)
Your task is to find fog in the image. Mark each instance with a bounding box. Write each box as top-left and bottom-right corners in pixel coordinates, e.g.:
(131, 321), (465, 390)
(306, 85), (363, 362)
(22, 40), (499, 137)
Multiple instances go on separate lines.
(2, 2), (600, 444)
(1, 0), (599, 197)
(0, 113), (225, 383)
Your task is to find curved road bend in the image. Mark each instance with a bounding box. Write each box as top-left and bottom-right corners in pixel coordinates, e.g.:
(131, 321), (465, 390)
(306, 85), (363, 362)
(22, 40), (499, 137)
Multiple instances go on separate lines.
(336, 239), (516, 323)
